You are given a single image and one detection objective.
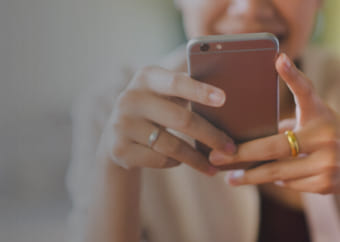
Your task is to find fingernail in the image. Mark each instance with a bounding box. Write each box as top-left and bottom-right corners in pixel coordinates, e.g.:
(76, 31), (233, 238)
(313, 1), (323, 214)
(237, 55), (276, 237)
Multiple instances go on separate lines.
(209, 150), (233, 165)
(282, 53), (291, 71)
(228, 170), (245, 184)
(209, 90), (225, 106)
(274, 180), (285, 187)
(224, 171), (232, 185)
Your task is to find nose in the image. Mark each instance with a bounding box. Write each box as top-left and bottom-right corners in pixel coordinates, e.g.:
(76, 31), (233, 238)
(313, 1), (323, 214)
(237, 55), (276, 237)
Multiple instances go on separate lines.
(227, 0), (275, 21)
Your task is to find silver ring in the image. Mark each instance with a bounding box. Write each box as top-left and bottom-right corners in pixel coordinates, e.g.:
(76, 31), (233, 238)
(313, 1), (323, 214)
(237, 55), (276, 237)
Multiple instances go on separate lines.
(148, 128), (161, 148)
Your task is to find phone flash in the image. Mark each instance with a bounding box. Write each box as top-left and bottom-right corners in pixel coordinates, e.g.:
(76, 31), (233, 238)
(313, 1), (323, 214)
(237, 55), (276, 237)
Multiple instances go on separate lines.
(216, 44), (222, 50)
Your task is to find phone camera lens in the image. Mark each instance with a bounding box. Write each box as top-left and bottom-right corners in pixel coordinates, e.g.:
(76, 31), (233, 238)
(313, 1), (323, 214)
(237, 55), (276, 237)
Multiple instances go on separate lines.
(200, 43), (210, 52)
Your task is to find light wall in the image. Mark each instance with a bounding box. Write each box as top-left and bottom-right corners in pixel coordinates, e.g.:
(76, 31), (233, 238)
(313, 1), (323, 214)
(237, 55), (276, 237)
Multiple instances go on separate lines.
(321, 0), (340, 53)
(0, 0), (184, 203)
(0, 1), (184, 241)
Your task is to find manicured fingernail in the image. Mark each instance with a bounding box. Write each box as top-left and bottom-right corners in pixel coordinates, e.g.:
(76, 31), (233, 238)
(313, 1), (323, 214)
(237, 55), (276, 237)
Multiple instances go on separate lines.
(209, 90), (225, 106)
(274, 180), (285, 187)
(228, 170), (244, 185)
(224, 171), (232, 185)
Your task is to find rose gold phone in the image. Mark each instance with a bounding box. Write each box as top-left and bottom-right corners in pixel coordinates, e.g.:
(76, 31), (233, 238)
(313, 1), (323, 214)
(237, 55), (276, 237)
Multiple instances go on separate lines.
(187, 33), (279, 170)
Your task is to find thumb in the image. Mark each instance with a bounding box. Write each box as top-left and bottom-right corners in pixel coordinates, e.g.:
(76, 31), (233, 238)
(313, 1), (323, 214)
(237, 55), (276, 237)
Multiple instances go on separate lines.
(276, 53), (321, 120)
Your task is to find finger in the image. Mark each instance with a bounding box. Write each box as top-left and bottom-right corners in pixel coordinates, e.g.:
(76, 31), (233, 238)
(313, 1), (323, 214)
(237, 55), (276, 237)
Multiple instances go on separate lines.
(209, 120), (335, 166)
(276, 53), (321, 118)
(210, 132), (292, 165)
(275, 173), (340, 194)
(133, 66), (226, 107)
(121, 142), (181, 169)
(166, 96), (189, 108)
(116, 117), (218, 176)
(121, 92), (235, 152)
(225, 150), (327, 186)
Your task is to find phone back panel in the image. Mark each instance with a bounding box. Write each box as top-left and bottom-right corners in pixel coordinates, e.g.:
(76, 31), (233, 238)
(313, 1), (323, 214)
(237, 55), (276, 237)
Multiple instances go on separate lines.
(187, 33), (279, 169)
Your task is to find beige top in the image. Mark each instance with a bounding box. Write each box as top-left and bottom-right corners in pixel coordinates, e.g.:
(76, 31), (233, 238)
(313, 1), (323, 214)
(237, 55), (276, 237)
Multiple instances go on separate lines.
(66, 45), (340, 242)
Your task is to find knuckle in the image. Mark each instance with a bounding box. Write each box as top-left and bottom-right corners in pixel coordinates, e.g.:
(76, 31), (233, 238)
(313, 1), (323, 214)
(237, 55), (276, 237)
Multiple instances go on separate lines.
(116, 89), (142, 109)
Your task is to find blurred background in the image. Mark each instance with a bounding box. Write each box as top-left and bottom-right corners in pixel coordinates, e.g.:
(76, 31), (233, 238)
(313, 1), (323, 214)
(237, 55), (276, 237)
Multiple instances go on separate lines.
(0, 0), (339, 241)
(322, 0), (340, 53)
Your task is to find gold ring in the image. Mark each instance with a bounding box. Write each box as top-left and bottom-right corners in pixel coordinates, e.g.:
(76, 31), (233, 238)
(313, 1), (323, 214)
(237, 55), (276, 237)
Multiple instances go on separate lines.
(285, 130), (300, 157)
(148, 128), (161, 148)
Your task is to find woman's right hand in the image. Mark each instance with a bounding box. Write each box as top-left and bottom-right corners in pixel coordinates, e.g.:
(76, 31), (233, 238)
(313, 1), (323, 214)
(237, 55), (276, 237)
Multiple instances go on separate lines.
(97, 66), (236, 176)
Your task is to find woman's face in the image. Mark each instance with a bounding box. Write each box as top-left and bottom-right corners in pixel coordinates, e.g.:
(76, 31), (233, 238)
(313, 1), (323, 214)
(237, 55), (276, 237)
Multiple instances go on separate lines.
(177, 0), (321, 59)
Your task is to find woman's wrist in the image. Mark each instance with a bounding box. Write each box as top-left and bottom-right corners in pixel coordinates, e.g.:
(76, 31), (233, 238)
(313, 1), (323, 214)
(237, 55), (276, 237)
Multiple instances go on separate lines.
(87, 145), (142, 242)
(95, 125), (141, 173)
(96, 147), (141, 177)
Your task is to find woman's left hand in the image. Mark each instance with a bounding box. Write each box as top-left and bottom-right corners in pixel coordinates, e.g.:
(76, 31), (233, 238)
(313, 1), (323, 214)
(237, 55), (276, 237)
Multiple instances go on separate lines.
(209, 53), (340, 194)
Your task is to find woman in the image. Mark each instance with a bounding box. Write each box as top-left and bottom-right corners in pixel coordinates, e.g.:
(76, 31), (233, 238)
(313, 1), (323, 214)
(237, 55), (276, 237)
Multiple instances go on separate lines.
(67, 0), (340, 241)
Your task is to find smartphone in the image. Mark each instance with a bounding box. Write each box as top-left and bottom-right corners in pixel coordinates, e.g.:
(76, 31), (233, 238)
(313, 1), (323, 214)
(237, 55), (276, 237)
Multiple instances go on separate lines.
(187, 33), (279, 170)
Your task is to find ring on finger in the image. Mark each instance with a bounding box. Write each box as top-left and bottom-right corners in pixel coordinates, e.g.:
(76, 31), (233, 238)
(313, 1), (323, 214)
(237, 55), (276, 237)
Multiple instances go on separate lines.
(285, 130), (300, 157)
(148, 127), (161, 148)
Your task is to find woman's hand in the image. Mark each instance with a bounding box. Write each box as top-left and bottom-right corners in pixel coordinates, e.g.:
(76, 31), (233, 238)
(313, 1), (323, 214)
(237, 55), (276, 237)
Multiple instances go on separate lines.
(97, 66), (236, 176)
(209, 53), (340, 194)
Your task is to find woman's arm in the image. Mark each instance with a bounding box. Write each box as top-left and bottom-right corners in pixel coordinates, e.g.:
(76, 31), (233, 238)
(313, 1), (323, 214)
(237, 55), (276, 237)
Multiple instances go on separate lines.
(85, 158), (141, 242)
